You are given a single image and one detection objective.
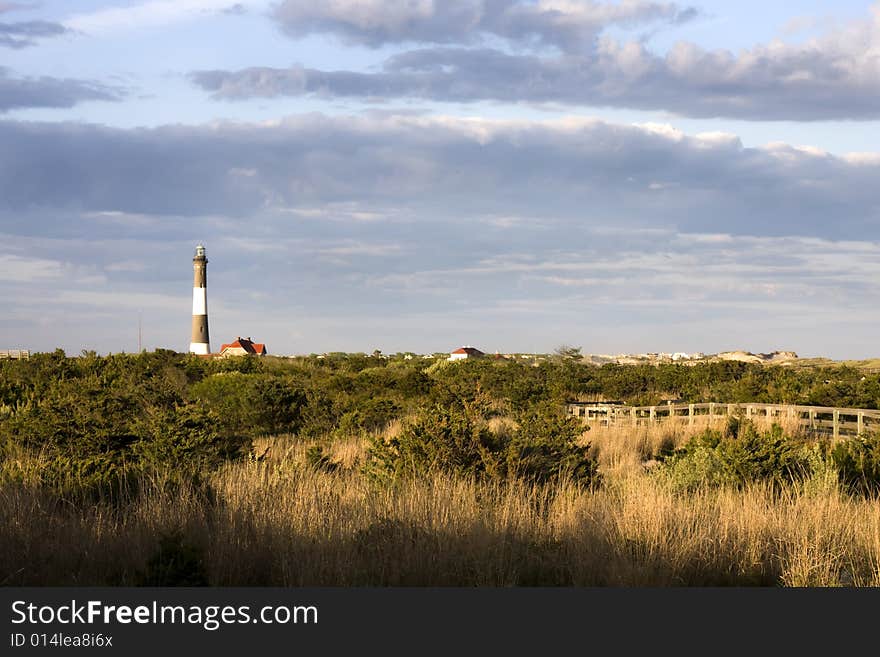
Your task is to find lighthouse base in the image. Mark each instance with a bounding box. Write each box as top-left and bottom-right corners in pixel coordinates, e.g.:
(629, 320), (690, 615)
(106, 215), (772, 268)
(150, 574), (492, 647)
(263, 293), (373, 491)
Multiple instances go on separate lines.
(189, 342), (210, 355)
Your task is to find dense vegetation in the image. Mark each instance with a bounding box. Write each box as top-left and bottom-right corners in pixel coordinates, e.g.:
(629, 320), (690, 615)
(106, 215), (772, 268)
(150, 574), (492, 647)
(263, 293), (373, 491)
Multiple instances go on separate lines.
(2, 349), (880, 586)
(1, 349), (879, 489)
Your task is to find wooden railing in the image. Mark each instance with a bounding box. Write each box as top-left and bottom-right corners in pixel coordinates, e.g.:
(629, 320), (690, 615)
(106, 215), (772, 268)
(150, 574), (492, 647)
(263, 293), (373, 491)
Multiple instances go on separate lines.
(566, 401), (880, 438)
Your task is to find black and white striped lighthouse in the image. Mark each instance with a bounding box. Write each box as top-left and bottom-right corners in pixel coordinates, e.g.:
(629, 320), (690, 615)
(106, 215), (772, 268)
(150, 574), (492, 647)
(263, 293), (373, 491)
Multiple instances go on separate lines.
(189, 243), (211, 355)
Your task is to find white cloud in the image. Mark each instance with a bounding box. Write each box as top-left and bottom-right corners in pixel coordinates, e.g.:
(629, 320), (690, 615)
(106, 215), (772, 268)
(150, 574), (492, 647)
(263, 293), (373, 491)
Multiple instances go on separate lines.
(193, 2), (880, 120)
(64, 0), (269, 34)
(0, 253), (105, 284)
(272, 0), (696, 51)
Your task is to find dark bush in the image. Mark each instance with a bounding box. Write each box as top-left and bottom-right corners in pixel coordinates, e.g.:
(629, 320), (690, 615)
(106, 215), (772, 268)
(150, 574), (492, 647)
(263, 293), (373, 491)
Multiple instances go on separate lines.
(507, 407), (599, 484)
(830, 434), (880, 496)
(132, 404), (250, 470)
(136, 531), (209, 586)
(365, 403), (599, 486)
(365, 403), (499, 480)
(338, 398), (402, 435)
(189, 373), (305, 437)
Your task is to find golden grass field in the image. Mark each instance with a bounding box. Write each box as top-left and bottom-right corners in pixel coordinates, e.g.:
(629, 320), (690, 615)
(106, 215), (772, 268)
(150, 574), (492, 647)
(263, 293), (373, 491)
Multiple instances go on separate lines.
(2, 416), (879, 587)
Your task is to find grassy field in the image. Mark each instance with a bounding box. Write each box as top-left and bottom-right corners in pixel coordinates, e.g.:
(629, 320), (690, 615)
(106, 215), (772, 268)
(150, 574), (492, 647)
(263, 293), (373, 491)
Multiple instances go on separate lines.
(3, 415), (878, 587)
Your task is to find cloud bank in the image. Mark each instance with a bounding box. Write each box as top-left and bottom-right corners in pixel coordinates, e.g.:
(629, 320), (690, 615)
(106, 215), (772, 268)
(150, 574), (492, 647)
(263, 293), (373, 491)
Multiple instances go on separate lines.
(273, 0), (697, 51)
(191, 2), (880, 120)
(1, 113), (877, 238)
(0, 68), (124, 112)
(0, 19), (67, 48)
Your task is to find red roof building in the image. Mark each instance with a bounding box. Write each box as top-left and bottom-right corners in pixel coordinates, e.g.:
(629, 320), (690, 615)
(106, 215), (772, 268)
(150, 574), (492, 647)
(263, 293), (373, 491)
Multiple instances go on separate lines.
(448, 346), (485, 361)
(219, 336), (267, 357)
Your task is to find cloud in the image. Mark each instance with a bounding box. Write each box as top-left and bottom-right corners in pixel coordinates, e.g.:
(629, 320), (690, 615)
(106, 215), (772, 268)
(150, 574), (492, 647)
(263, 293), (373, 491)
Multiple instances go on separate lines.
(0, 20), (67, 48)
(0, 67), (124, 111)
(0, 113), (877, 241)
(0, 253), (72, 282)
(194, 3), (880, 120)
(272, 0), (697, 52)
(64, 0), (270, 34)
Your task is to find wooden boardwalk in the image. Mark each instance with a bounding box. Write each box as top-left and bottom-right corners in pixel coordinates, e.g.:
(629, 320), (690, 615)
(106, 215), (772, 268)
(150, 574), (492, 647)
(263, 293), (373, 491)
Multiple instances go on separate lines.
(566, 401), (880, 438)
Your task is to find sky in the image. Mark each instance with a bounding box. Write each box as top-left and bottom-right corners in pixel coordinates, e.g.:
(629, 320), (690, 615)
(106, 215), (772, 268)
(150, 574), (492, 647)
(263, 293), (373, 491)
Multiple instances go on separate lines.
(1, 1), (880, 359)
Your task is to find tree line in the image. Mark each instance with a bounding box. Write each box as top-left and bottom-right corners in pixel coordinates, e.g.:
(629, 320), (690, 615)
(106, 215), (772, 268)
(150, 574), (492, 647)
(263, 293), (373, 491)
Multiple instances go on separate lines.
(0, 349), (878, 490)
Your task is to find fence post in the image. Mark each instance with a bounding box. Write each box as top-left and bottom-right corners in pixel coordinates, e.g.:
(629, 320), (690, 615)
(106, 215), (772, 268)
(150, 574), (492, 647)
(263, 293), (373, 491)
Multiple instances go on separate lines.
(631, 406), (637, 428)
(858, 412), (865, 436)
(809, 410), (816, 430)
(727, 404), (734, 416)
(833, 410), (840, 439)
(688, 403), (695, 426)
(650, 406), (656, 423)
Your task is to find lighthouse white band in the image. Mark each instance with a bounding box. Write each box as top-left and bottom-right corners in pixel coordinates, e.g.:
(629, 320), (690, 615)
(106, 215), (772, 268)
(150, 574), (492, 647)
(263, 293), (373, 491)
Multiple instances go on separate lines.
(192, 287), (207, 315)
(189, 342), (209, 355)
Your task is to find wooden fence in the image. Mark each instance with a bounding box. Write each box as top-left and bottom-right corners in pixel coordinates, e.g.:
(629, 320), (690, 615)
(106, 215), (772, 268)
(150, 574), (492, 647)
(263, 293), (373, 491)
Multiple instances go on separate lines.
(566, 401), (880, 439)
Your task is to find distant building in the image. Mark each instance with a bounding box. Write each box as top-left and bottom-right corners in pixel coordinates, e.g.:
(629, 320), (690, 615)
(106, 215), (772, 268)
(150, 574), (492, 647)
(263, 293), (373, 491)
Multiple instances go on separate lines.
(219, 336), (267, 357)
(448, 346), (485, 361)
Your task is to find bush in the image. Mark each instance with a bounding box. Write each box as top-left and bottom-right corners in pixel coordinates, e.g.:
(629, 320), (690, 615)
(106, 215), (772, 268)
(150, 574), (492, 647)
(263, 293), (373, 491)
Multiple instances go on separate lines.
(829, 434), (880, 496)
(505, 407), (599, 484)
(657, 419), (810, 492)
(338, 398), (402, 435)
(189, 373), (306, 437)
(365, 403), (599, 486)
(365, 403), (499, 481)
(132, 404), (250, 471)
(136, 531), (209, 586)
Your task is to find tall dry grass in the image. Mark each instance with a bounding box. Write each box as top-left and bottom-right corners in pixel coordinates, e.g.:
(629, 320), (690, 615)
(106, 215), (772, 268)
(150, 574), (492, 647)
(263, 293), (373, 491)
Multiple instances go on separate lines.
(2, 421), (879, 587)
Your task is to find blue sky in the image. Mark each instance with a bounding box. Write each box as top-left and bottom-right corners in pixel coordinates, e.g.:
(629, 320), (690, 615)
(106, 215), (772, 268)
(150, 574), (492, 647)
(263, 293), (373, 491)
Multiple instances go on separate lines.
(2, 1), (880, 358)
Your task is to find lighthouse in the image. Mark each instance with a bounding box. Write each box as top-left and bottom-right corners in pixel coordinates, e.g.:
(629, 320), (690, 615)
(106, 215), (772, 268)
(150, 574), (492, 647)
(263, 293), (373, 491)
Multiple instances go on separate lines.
(189, 244), (211, 355)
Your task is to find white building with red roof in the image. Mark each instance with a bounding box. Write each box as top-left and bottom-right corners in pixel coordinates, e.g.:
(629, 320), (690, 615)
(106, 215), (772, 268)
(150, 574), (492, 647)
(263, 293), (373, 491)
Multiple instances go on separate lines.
(448, 346), (485, 361)
(219, 336), (267, 357)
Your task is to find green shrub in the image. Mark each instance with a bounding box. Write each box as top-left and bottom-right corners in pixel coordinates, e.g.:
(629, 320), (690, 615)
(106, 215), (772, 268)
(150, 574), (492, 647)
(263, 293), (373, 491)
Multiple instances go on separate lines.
(189, 373), (306, 437)
(37, 453), (127, 493)
(365, 403), (499, 481)
(338, 398), (402, 435)
(829, 434), (880, 496)
(132, 404), (250, 471)
(506, 407), (599, 484)
(365, 403), (599, 486)
(136, 531), (209, 586)
(657, 420), (809, 492)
